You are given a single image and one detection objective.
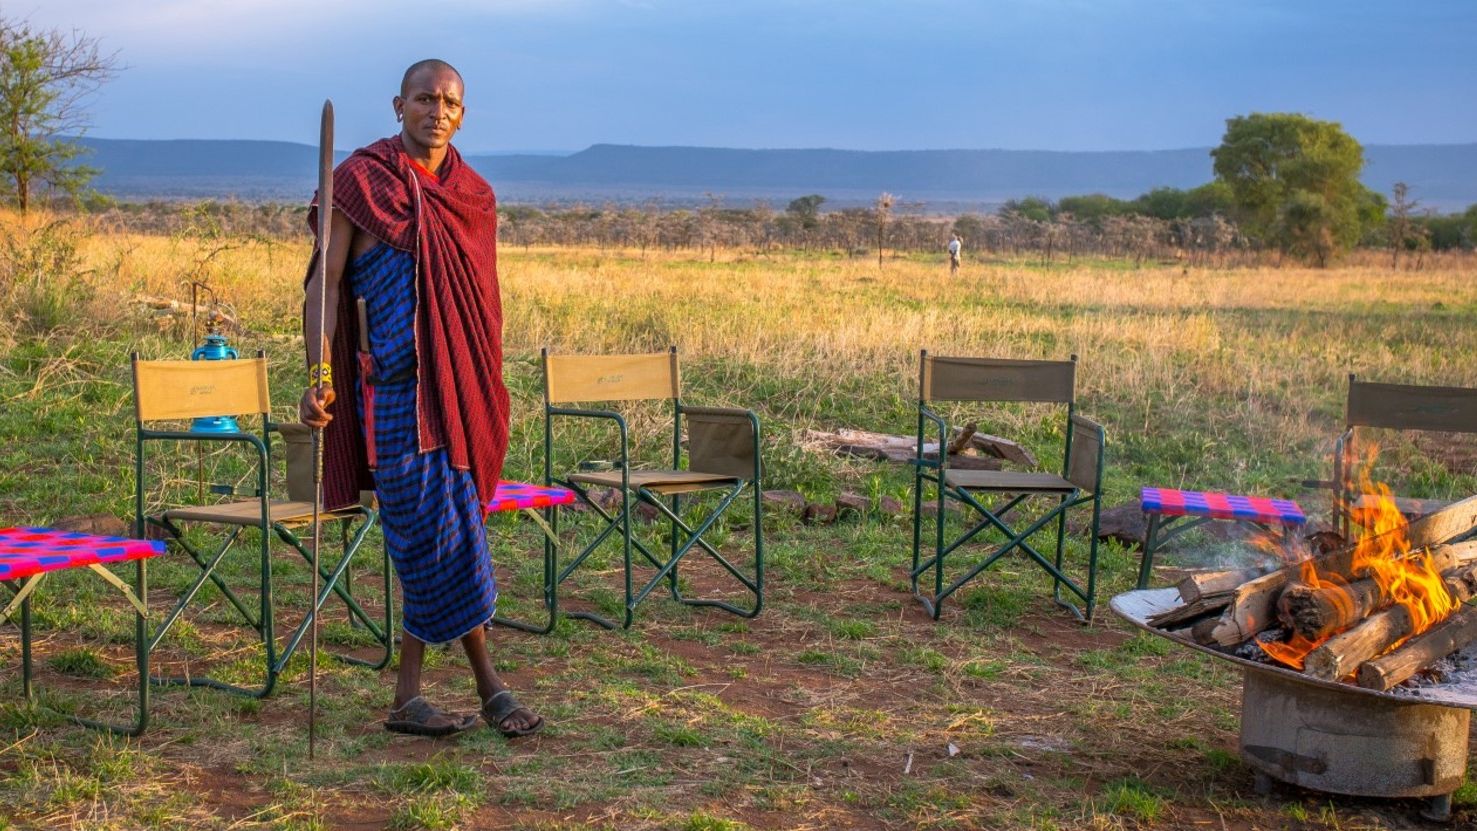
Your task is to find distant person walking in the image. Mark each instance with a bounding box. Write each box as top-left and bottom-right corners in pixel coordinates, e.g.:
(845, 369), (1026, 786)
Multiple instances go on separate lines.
(947, 233), (962, 275)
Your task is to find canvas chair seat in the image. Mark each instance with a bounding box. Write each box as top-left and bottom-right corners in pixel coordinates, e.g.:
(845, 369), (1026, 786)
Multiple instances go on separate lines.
(943, 470), (1076, 493)
(568, 469), (739, 495)
(163, 500), (321, 526)
(161, 500), (367, 527)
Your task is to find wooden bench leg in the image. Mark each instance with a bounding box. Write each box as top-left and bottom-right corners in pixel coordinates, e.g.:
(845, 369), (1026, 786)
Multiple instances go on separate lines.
(1137, 512), (1162, 589)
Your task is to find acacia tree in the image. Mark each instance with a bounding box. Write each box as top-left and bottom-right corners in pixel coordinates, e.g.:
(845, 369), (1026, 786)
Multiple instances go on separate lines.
(874, 191), (893, 268)
(1211, 113), (1378, 264)
(1387, 181), (1427, 268)
(0, 17), (117, 211)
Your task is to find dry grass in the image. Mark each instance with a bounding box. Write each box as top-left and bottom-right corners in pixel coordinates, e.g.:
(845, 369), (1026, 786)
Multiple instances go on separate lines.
(56, 226), (1477, 497)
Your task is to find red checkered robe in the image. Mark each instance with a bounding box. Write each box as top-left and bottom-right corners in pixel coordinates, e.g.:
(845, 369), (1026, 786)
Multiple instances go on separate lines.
(306, 137), (509, 511)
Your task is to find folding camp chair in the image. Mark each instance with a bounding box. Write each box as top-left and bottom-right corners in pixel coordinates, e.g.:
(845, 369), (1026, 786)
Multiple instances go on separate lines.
(911, 352), (1106, 621)
(1, 527), (163, 735)
(1332, 375), (1477, 538)
(542, 347), (763, 629)
(131, 353), (392, 703)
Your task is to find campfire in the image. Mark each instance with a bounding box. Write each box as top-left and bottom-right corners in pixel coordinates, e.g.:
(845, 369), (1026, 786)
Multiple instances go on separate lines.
(1146, 466), (1477, 692)
(1111, 465), (1477, 820)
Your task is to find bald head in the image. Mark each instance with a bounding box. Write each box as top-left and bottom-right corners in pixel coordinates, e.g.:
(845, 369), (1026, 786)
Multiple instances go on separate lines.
(401, 59), (463, 96)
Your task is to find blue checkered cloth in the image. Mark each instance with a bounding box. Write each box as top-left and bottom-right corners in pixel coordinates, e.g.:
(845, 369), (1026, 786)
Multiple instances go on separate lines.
(350, 243), (497, 644)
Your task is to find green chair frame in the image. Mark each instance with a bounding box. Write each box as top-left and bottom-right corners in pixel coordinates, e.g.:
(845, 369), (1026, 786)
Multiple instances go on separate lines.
(542, 347), (763, 629)
(910, 352), (1106, 622)
(132, 354), (392, 714)
(1333, 375), (1477, 538)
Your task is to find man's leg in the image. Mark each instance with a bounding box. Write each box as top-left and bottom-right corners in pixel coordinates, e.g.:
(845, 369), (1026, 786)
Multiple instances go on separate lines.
(388, 632), (474, 733)
(461, 625), (541, 733)
(393, 633), (426, 708)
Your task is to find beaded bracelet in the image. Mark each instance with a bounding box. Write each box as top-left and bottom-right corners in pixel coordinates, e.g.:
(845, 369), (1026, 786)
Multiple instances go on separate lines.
(309, 362), (333, 388)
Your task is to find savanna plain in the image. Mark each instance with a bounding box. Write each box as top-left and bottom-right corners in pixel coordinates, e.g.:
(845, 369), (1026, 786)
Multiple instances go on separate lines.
(1, 214), (1475, 830)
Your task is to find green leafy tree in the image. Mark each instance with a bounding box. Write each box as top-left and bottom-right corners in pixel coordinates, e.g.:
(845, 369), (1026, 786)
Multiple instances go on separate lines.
(785, 194), (825, 230)
(1211, 113), (1375, 263)
(1133, 187), (1188, 220)
(1000, 196), (1053, 223)
(1055, 193), (1132, 227)
(951, 213), (985, 243)
(0, 17), (117, 211)
(1183, 181), (1235, 218)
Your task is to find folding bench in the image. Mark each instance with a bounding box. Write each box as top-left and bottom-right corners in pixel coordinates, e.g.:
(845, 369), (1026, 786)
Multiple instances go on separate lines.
(911, 352), (1106, 621)
(1, 526), (164, 735)
(542, 348), (764, 629)
(1135, 487), (1306, 589)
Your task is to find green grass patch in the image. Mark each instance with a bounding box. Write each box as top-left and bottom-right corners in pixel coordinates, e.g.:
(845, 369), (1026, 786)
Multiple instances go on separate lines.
(47, 647), (117, 679)
(1101, 777), (1165, 822)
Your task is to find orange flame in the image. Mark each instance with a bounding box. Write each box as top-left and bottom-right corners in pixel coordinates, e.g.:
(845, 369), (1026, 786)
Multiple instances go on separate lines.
(1258, 451), (1455, 669)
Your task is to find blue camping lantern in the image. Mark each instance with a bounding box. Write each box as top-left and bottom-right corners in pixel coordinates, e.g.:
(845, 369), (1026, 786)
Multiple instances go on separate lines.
(189, 319), (240, 433)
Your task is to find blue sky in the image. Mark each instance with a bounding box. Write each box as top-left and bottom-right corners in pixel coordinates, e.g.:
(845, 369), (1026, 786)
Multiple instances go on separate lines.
(24, 0), (1477, 153)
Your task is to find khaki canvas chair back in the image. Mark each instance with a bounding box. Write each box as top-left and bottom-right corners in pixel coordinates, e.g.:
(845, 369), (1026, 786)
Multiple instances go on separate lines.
(544, 352), (680, 404)
(921, 355), (1075, 405)
(132, 357), (271, 423)
(1347, 379), (1477, 435)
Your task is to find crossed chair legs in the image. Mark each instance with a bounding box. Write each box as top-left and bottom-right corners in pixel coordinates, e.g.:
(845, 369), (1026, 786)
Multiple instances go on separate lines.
(139, 511), (392, 705)
(911, 485), (1101, 622)
(552, 482), (763, 630)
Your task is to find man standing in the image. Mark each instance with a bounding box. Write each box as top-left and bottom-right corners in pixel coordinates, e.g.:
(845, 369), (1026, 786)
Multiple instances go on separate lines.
(300, 59), (542, 738)
(947, 233), (962, 275)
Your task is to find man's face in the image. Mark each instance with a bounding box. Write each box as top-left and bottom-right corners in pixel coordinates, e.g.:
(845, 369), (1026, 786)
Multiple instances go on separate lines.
(395, 68), (465, 151)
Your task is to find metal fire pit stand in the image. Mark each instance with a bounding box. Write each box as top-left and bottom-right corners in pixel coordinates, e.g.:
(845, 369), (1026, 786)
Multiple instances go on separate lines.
(1242, 669), (1467, 820)
(1113, 587), (1477, 822)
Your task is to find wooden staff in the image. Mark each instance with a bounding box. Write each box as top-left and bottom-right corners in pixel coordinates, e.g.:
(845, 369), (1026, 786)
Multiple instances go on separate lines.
(309, 98), (333, 760)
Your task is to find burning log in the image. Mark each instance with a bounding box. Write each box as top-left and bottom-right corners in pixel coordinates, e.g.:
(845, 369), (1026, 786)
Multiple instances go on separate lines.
(1148, 595), (1232, 629)
(1278, 579), (1385, 641)
(1209, 569), (1296, 647)
(1208, 539), (1477, 648)
(1277, 542), (1477, 641)
(1303, 558), (1477, 681)
(1304, 605), (1415, 681)
(1405, 493), (1477, 548)
(1356, 605), (1477, 691)
(1177, 567), (1270, 605)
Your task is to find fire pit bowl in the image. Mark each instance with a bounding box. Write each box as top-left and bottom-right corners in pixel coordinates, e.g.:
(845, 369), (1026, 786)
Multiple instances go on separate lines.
(1113, 587), (1477, 821)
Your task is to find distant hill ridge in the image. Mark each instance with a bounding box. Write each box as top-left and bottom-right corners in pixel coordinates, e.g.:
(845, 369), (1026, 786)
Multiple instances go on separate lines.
(76, 137), (1477, 210)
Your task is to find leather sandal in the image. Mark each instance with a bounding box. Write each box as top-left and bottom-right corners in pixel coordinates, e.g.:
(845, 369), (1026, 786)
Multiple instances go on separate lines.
(481, 689), (544, 738)
(385, 696), (478, 737)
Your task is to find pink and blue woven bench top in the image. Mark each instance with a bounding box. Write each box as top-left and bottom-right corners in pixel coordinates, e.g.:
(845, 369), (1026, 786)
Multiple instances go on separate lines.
(0, 527), (165, 582)
(1141, 487), (1305, 525)
(485, 481), (575, 515)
